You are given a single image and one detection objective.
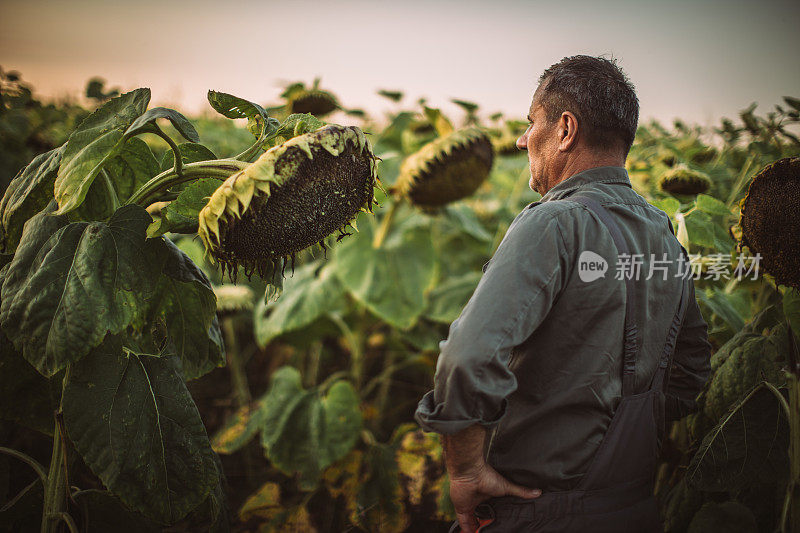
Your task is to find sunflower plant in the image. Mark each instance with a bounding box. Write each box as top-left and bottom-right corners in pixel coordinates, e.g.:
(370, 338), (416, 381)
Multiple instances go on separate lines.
(0, 87), (377, 532)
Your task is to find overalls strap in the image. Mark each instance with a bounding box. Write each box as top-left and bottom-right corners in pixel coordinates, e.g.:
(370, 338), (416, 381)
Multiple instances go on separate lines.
(569, 194), (640, 396)
(648, 250), (691, 392)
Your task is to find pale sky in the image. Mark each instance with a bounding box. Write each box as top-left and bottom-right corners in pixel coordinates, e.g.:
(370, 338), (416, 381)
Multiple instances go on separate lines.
(2, 0), (798, 127)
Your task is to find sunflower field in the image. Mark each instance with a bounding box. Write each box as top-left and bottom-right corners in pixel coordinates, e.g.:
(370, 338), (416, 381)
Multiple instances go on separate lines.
(0, 70), (799, 533)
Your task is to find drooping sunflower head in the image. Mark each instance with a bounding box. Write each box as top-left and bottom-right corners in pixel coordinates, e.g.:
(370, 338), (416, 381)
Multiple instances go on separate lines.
(738, 157), (800, 289)
(288, 89), (340, 116)
(198, 124), (377, 281)
(395, 127), (494, 208)
(658, 166), (712, 196)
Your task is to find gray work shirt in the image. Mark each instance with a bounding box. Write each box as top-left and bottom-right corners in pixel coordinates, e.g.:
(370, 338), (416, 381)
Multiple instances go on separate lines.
(414, 165), (712, 491)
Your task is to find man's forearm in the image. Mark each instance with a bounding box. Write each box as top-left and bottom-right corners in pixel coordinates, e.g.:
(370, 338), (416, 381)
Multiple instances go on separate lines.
(443, 424), (488, 478)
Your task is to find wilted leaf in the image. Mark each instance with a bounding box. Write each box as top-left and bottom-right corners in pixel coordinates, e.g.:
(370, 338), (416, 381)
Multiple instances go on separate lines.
(782, 287), (800, 335)
(0, 145), (64, 254)
(152, 179), (221, 236)
(254, 262), (345, 346)
(703, 324), (787, 421)
(239, 482), (281, 522)
(696, 289), (746, 331)
(652, 197), (681, 218)
(396, 430), (441, 507)
(125, 107), (199, 143)
(332, 215), (436, 329)
(212, 403), (263, 455)
(0, 204), (162, 376)
(260, 367), (362, 489)
(688, 382), (789, 491)
(355, 442), (408, 533)
(444, 204), (492, 242)
(178, 456), (230, 533)
(0, 324), (59, 434)
(425, 272), (482, 324)
(321, 450), (364, 520)
(207, 91), (275, 140)
(683, 210), (715, 248)
(73, 490), (160, 533)
(695, 194), (730, 217)
(264, 113), (325, 148)
(145, 238), (224, 380)
(54, 88), (150, 215)
(63, 336), (219, 524)
(79, 137), (161, 221)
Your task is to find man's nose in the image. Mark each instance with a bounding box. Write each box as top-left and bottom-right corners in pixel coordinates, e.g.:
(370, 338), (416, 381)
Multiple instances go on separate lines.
(516, 135), (527, 151)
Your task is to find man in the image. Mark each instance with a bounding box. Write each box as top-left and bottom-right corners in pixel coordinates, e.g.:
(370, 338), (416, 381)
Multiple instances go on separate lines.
(414, 55), (712, 532)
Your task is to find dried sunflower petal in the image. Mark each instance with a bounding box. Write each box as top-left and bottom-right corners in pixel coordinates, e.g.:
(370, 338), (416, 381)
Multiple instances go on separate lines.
(395, 127), (494, 208)
(739, 157), (800, 289)
(658, 166), (712, 196)
(198, 124), (377, 281)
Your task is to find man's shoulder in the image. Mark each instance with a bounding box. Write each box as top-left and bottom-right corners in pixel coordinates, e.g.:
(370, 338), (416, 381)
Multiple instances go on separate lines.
(515, 199), (584, 226)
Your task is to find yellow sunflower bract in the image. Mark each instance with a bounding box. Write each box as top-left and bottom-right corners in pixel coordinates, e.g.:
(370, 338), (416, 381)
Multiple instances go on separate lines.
(198, 124), (377, 280)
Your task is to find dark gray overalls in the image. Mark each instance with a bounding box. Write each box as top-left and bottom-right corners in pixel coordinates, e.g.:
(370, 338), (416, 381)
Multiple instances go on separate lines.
(450, 194), (691, 533)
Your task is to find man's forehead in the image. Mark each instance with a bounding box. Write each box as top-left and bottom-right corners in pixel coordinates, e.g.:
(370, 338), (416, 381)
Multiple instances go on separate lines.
(527, 99), (544, 120)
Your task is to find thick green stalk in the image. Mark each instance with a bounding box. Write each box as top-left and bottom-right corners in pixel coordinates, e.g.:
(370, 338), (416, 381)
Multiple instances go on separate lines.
(153, 124), (184, 177)
(372, 200), (401, 249)
(305, 341), (323, 389)
(329, 312), (364, 390)
(372, 349), (398, 434)
(223, 317), (251, 407)
(41, 368), (70, 533)
(788, 374), (800, 533)
(125, 159), (249, 207)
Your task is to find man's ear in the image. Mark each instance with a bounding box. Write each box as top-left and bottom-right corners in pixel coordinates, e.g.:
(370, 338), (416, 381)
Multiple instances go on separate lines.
(558, 111), (579, 152)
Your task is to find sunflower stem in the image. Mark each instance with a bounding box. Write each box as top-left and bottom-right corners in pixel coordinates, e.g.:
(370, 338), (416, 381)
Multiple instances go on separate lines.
(153, 124), (184, 178)
(41, 367), (70, 533)
(125, 159), (248, 207)
(785, 325), (800, 533)
(233, 117), (280, 162)
(372, 200), (400, 249)
(305, 341), (323, 388)
(329, 312), (364, 390)
(223, 316), (251, 407)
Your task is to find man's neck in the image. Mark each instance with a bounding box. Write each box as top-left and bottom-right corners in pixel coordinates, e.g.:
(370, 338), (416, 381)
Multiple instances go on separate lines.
(543, 152), (625, 195)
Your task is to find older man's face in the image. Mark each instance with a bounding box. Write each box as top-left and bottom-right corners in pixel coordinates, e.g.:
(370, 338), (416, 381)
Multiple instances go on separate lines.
(516, 96), (560, 194)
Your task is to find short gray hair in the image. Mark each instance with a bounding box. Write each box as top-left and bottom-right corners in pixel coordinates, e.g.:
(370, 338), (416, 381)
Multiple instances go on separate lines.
(536, 55), (639, 155)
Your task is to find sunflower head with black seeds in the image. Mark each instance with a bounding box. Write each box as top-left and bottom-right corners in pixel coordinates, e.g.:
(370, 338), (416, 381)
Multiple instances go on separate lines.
(198, 124), (377, 282)
(395, 127), (494, 208)
(738, 157), (800, 289)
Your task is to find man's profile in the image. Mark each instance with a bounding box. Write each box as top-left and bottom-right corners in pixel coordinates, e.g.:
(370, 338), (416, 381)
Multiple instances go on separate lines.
(415, 55), (712, 532)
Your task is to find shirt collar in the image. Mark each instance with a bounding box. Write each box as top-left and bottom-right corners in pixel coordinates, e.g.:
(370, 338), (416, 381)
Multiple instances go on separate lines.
(539, 166), (632, 202)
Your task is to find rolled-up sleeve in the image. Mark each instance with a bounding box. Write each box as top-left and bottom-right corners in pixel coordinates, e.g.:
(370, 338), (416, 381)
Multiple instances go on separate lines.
(414, 205), (570, 434)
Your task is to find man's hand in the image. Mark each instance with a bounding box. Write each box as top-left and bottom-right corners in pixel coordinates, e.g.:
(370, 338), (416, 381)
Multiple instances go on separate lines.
(450, 462), (541, 532)
(443, 425), (541, 532)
